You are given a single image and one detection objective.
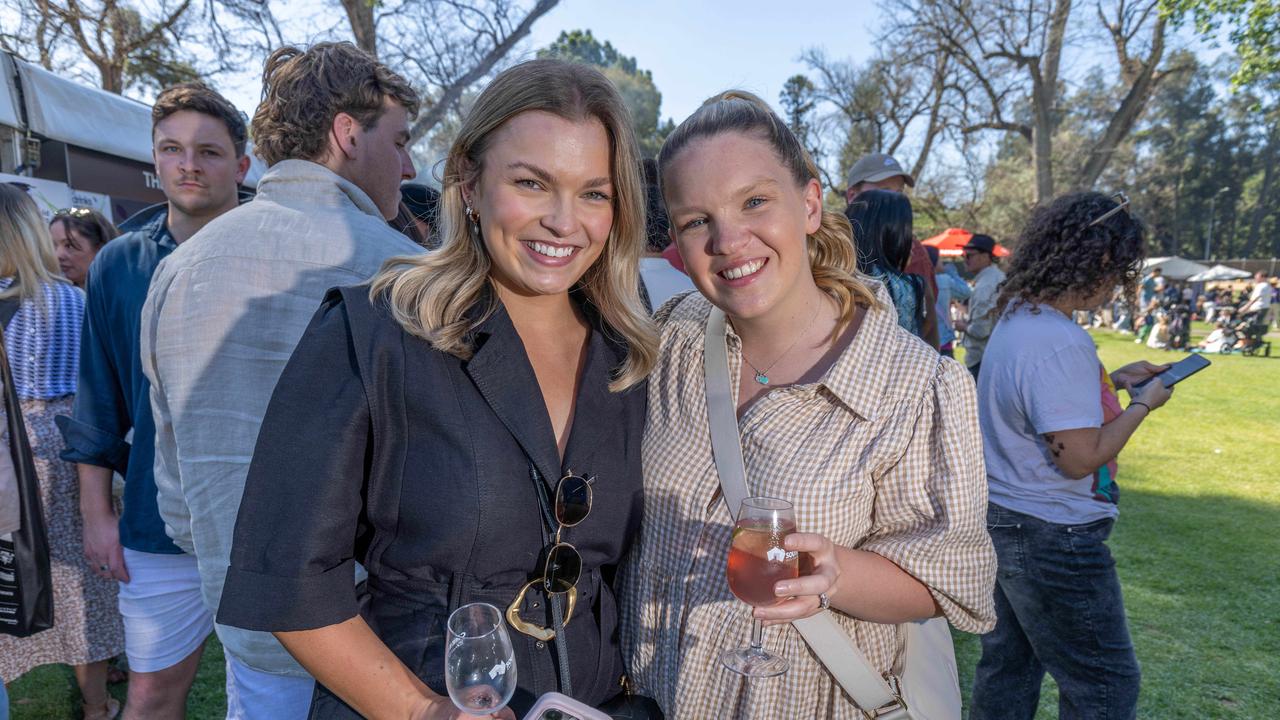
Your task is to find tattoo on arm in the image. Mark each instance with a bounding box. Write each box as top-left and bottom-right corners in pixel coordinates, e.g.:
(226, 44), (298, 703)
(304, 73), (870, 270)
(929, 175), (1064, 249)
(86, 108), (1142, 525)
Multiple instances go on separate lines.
(1043, 433), (1063, 458)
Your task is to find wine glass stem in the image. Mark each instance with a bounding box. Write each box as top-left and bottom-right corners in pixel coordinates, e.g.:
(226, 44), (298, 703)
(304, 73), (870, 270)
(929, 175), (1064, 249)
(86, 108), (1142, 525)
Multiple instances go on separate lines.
(749, 617), (765, 656)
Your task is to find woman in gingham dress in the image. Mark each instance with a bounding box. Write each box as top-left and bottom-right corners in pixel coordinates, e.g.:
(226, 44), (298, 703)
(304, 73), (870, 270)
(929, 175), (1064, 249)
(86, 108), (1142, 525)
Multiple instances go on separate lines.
(618, 93), (997, 718)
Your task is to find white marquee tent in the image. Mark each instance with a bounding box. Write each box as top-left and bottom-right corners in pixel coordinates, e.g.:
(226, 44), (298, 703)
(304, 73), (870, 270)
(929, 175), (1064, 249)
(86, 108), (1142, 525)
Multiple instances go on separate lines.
(1143, 257), (1213, 281)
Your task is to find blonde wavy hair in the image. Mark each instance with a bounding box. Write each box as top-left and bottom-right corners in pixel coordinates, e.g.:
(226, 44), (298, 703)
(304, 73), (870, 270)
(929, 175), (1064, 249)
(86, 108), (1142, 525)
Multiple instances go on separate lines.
(370, 59), (656, 391)
(657, 90), (879, 331)
(0, 184), (63, 303)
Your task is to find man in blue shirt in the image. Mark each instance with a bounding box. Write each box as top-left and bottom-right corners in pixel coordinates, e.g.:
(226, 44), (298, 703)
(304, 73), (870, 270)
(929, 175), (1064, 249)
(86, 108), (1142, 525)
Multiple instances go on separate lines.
(57, 83), (249, 719)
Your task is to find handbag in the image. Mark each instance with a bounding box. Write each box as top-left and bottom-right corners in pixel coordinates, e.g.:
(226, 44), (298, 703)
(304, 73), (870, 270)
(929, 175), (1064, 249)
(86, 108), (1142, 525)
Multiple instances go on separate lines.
(0, 295), (54, 638)
(702, 306), (959, 720)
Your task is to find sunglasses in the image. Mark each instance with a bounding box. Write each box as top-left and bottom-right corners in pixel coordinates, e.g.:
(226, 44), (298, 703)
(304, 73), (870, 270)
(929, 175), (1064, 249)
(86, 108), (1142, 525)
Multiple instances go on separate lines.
(1088, 192), (1130, 227)
(54, 207), (94, 218)
(506, 472), (594, 642)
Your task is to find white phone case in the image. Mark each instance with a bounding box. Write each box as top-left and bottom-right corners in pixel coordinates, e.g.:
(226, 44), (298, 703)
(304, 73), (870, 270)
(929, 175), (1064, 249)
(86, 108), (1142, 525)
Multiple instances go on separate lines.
(524, 691), (612, 720)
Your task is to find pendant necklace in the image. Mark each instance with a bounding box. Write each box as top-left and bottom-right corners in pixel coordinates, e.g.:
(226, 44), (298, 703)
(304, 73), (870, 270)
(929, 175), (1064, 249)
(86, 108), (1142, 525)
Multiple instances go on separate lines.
(740, 305), (821, 386)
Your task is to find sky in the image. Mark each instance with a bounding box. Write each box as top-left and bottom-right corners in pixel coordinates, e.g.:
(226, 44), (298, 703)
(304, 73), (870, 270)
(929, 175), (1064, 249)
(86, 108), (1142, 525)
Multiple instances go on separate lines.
(215, 0), (884, 127)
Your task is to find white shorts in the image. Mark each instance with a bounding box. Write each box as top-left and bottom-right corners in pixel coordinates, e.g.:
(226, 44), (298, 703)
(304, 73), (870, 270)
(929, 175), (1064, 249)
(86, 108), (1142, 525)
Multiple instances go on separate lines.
(117, 548), (213, 673)
(225, 653), (315, 720)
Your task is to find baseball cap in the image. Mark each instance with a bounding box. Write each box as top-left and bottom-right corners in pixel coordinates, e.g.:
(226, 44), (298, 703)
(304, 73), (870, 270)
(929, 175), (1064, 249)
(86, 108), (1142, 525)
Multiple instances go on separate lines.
(963, 234), (997, 254)
(846, 153), (915, 189)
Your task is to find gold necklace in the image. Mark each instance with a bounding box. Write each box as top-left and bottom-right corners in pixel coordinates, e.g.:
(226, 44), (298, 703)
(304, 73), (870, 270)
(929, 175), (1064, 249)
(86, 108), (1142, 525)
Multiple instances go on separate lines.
(740, 305), (821, 385)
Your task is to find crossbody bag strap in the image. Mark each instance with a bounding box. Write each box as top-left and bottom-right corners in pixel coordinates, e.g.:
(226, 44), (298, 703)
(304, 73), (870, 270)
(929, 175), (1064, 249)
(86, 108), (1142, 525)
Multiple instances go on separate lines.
(702, 307), (911, 720)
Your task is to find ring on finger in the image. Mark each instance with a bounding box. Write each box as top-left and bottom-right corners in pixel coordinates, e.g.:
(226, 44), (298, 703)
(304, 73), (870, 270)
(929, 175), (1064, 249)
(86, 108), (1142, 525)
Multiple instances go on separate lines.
(818, 593), (830, 611)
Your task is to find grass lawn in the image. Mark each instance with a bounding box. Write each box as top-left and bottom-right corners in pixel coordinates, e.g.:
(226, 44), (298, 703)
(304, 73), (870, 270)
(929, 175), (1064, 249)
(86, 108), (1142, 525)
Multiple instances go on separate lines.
(7, 325), (1279, 719)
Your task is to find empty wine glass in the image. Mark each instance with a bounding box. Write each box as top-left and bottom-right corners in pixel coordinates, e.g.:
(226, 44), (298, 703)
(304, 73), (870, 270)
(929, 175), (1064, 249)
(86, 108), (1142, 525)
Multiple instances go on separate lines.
(445, 602), (516, 716)
(722, 496), (798, 678)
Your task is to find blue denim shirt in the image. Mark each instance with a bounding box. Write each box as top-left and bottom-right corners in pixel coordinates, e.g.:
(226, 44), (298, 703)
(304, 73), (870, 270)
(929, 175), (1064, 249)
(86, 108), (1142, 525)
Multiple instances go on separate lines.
(56, 205), (182, 554)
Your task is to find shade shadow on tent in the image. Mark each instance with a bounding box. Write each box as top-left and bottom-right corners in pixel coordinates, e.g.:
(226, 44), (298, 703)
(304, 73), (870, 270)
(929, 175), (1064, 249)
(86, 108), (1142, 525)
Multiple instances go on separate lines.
(921, 228), (1010, 257)
(1187, 264), (1251, 283)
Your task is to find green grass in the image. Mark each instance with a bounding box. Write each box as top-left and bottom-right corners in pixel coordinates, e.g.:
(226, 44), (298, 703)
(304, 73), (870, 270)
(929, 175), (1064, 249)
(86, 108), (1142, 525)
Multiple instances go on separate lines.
(8, 324), (1279, 719)
(7, 640), (226, 719)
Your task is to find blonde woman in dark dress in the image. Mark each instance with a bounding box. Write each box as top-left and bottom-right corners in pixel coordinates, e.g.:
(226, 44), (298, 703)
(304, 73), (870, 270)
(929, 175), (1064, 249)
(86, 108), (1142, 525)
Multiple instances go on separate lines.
(218, 59), (657, 720)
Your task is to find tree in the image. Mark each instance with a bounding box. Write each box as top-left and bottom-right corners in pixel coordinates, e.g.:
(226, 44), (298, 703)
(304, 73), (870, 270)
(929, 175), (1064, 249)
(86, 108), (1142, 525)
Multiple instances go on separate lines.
(800, 45), (954, 191)
(884, 0), (1172, 204)
(538, 29), (673, 157)
(333, 0), (559, 145)
(779, 74), (817, 152)
(0, 0), (279, 94)
(1162, 0), (1279, 87)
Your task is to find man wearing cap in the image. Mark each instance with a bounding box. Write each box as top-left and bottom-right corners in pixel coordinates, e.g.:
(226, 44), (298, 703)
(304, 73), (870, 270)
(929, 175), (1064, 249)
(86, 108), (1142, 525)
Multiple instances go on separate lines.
(846, 153), (940, 349)
(955, 233), (1005, 380)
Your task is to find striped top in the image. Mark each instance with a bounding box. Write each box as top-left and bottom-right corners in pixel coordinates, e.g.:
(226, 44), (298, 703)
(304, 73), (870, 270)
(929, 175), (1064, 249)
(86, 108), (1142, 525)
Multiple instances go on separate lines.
(0, 277), (84, 400)
(618, 287), (996, 719)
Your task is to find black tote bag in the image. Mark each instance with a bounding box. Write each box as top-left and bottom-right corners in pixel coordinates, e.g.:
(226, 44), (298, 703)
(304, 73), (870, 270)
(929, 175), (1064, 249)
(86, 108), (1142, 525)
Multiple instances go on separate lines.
(0, 296), (54, 637)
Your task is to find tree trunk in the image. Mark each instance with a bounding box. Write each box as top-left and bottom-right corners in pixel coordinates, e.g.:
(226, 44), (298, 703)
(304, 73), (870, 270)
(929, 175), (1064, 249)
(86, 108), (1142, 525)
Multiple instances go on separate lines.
(1074, 15), (1167, 190)
(1030, 80), (1055, 204)
(340, 0), (378, 58)
(1029, 0), (1071, 204)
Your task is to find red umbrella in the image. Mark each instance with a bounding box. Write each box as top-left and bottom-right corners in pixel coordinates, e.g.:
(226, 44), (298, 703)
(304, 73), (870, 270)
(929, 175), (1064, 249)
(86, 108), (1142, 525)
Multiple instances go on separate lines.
(922, 228), (1010, 257)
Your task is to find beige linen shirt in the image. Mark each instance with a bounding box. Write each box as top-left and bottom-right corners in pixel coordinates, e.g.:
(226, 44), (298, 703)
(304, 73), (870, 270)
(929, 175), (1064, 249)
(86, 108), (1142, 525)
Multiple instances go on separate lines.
(619, 288), (996, 719)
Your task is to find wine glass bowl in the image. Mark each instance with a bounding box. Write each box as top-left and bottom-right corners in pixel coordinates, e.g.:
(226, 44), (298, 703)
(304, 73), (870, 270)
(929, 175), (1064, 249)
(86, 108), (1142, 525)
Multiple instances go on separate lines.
(445, 602), (517, 716)
(721, 496), (797, 678)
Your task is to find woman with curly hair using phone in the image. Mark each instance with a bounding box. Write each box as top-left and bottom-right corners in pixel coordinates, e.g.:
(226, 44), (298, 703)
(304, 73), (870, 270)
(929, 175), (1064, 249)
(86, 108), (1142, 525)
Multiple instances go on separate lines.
(970, 192), (1174, 720)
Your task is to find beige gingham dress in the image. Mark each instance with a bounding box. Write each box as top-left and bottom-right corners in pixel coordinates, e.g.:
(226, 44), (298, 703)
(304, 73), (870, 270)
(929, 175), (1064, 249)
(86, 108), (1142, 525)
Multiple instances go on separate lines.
(618, 289), (997, 719)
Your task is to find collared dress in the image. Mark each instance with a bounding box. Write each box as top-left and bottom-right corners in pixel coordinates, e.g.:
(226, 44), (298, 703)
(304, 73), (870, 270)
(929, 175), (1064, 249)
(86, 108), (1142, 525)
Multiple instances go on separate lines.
(619, 288), (997, 719)
(217, 287), (646, 718)
(0, 278), (124, 681)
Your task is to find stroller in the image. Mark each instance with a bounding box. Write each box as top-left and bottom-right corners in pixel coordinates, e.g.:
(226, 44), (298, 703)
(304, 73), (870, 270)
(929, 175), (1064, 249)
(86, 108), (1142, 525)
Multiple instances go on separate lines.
(1219, 310), (1272, 357)
(1166, 303), (1193, 351)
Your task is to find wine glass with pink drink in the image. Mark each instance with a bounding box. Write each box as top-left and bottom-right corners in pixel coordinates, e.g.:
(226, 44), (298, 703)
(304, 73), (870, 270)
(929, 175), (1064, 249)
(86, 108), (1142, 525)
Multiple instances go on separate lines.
(721, 496), (798, 678)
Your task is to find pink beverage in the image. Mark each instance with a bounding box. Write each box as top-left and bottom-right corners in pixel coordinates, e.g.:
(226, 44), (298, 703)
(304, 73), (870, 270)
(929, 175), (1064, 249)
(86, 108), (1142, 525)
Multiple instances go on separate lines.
(726, 519), (798, 607)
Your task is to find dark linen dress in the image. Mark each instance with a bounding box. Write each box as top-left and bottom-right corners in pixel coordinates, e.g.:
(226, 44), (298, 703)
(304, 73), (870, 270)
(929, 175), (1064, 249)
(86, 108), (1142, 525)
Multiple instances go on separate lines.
(217, 286), (646, 718)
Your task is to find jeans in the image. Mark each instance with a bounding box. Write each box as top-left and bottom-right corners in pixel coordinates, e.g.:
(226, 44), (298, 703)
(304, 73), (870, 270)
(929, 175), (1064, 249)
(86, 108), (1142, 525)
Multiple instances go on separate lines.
(971, 504), (1140, 720)
(225, 653), (316, 720)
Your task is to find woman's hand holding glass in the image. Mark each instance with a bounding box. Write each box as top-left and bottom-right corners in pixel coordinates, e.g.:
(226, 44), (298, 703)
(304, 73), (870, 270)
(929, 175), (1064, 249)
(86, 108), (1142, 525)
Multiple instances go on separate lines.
(410, 696), (516, 720)
(753, 531), (843, 626)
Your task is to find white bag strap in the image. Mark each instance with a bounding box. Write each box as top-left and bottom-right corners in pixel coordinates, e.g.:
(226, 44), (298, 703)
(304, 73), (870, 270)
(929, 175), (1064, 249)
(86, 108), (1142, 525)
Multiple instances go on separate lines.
(703, 307), (911, 720)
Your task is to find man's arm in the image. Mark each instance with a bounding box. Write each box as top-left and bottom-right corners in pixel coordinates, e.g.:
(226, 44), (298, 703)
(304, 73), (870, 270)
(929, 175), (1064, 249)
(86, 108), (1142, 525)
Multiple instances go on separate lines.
(61, 256), (133, 581)
(964, 279), (1000, 340)
(79, 463), (129, 582)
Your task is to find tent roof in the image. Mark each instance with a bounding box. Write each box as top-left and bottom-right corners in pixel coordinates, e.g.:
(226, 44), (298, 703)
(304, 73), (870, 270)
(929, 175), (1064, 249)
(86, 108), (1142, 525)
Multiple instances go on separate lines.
(1143, 256), (1213, 280)
(3, 52), (266, 188)
(1187, 264), (1252, 282)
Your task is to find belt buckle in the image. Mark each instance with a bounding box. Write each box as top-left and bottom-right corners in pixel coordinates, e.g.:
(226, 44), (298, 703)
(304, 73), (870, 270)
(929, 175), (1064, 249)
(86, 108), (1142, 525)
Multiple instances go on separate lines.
(860, 675), (908, 719)
(504, 579), (578, 641)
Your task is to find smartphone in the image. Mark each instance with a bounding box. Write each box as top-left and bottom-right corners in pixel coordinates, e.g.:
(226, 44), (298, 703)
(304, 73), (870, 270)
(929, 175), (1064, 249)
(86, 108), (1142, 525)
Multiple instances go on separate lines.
(1130, 354), (1211, 392)
(524, 692), (612, 720)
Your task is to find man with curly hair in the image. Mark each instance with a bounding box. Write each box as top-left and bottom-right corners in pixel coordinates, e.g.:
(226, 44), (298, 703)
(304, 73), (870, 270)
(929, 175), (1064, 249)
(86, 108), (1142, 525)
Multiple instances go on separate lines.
(140, 42), (422, 718)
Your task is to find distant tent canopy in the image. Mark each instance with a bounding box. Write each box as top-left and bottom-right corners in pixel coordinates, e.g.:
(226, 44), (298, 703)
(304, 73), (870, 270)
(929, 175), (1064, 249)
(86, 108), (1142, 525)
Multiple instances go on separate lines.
(921, 228), (1010, 258)
(1186, 264), (1252, 282)
(1142, 257), (1212, 281)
